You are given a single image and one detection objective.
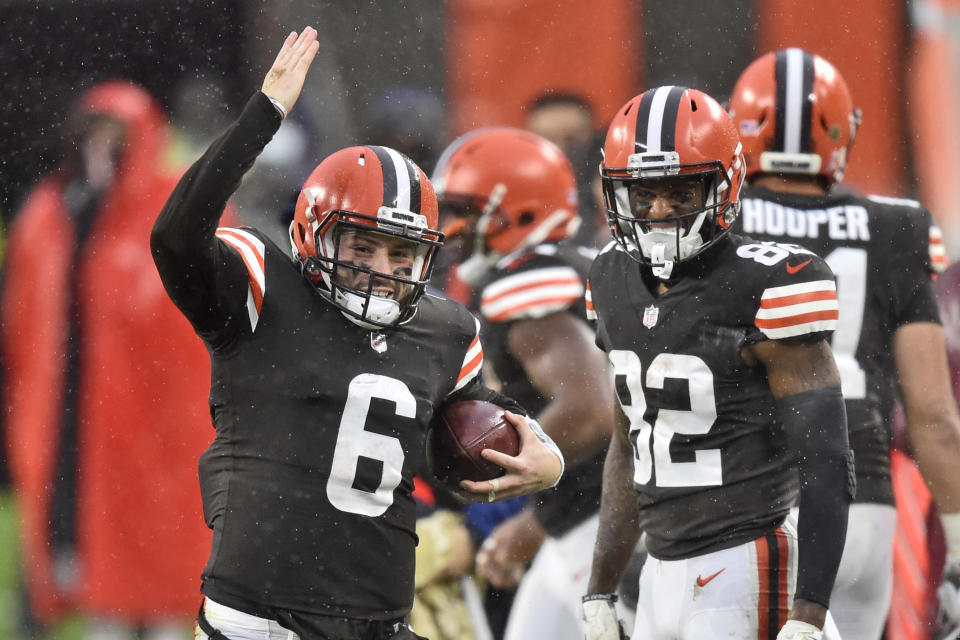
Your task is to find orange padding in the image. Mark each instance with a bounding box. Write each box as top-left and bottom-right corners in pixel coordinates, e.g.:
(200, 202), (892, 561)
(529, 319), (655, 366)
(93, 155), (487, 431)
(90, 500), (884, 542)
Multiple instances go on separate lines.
(887, 449), (937, 640)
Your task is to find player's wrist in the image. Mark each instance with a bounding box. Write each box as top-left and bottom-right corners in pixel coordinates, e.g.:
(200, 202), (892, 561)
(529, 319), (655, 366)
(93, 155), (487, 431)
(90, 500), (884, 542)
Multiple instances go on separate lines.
(582, 592), (618, 603)
(777, 619), (823, 640)
(787, 599), (827, 631)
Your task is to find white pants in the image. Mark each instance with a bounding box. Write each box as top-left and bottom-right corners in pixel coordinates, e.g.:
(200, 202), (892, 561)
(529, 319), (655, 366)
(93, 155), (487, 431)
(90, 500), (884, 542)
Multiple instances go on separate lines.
(631, 518), (841, 640)
(195, 598), (299, 640)
(503, 514), (600, 640)
(791, 503), (896, 640)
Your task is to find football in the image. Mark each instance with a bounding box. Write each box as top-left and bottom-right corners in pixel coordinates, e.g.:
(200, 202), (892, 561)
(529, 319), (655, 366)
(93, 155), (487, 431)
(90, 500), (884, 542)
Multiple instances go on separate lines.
(425, 400), (521, 489)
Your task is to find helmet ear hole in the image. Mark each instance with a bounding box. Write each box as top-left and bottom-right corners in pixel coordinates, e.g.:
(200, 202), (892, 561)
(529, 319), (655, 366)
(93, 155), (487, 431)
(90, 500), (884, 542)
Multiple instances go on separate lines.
(518, 211), (536, 226)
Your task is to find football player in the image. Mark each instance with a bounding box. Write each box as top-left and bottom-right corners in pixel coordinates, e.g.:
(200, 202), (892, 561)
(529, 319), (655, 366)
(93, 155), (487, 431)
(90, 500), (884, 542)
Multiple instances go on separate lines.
(581, 86), (851, 640)
(150, 28), (565, 640)
(727, 48), (960, 639)
(432, 127), (615, 640)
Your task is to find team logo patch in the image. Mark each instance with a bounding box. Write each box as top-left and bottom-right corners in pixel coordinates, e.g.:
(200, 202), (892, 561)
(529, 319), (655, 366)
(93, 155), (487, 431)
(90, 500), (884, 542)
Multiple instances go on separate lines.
(370, 332), (388, 353)
(642, 305), (660, 329)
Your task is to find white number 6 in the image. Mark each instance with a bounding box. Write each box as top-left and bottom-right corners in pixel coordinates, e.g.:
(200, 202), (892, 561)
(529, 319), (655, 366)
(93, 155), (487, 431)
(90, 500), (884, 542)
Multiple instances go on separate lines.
(327, 374), (414, 516)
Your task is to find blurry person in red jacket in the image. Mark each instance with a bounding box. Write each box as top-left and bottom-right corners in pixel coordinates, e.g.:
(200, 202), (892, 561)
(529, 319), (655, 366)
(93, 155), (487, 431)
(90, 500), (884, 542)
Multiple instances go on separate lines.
(0, 80), (214, 639)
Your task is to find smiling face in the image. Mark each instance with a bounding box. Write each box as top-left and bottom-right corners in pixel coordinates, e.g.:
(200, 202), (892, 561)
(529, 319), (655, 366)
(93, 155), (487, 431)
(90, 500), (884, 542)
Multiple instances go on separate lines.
(332, 228), (418, 302)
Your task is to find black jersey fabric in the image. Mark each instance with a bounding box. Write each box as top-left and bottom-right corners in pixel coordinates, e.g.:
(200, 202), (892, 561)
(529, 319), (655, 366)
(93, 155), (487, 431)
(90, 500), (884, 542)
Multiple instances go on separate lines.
(472, 243), (605, 537)
(587, 233), (839, 560)
(734, 186), (942, 504)
(152, 92), (495, 625)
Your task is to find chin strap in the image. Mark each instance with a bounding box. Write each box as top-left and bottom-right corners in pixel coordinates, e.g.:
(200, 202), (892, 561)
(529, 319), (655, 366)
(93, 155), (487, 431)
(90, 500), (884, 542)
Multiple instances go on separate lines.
(649, 243), (674, 279)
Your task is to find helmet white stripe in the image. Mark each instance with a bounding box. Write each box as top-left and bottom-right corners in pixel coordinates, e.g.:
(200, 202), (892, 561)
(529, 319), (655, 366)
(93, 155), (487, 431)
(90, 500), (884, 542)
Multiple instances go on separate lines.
(646, 85), (675, 153)
(783, 48), (805, 154)
(382, 146), (412, 212)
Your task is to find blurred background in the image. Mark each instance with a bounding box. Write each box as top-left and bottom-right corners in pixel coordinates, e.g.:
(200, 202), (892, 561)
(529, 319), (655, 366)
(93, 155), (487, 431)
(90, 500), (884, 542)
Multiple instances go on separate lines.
(2, 0), (960, 639)
(4, 0), (960, 251)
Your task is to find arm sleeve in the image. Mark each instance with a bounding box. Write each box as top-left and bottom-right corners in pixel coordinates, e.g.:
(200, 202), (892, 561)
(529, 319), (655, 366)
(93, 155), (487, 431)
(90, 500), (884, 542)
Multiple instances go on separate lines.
(150, 91), (282, 344)
(778, 385), (854, 607)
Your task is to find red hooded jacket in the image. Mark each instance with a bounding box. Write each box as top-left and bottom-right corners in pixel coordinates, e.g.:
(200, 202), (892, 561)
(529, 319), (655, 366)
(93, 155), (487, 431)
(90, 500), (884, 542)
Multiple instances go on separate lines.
(2, 81), (213, 622)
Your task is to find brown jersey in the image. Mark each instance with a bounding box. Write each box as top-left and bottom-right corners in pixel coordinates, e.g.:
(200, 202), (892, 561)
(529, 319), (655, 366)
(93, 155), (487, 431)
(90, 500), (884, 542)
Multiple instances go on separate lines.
(587, 234), (838, 559)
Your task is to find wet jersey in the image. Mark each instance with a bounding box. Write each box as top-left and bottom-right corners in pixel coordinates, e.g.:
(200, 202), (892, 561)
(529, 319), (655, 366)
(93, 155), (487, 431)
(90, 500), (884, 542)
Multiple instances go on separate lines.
(734, 186), (943, 504)
(152, 92), (488, 624)
(474, 243), (605, 536)
(587, 234), (839, 560)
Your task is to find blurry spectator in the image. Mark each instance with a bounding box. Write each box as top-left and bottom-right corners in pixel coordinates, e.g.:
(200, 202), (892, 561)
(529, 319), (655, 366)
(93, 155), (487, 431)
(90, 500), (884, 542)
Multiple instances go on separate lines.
(524, 93), (607, 247)
(0, 80), (214, 639)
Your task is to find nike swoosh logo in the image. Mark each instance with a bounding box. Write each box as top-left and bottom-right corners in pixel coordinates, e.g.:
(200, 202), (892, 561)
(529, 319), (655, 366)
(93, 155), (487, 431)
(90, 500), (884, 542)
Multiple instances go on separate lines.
(785, 258), (813, 274)
(696, 568), (725, 587)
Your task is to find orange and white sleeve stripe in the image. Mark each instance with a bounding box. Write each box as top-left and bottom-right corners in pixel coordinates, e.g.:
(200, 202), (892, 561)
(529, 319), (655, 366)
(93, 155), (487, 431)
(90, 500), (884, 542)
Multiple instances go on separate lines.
(452, 317), (484, 394)
(754, 279), (838, 339)
(215, 227), (266, 332)
(930, 224), (948, 274)
(585, 281), (596, 321)
(479, 266), (584, 323)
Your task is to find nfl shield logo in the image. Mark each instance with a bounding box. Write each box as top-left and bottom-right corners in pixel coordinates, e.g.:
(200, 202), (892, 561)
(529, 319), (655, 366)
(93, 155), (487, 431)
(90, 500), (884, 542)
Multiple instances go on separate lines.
(370, 333), (388, 353)
(642, 305), (659, 329)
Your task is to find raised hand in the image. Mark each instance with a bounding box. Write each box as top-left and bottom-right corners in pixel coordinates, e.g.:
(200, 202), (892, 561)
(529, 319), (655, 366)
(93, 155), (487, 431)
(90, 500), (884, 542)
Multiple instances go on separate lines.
(261, 27), (319, 116)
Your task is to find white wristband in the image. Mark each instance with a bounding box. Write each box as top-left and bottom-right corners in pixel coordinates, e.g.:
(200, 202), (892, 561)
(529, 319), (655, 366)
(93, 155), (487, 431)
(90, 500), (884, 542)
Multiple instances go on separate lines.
(942, 511), (960, 560)
(526, 417), (565, 486)
(267, 96), (287, 119)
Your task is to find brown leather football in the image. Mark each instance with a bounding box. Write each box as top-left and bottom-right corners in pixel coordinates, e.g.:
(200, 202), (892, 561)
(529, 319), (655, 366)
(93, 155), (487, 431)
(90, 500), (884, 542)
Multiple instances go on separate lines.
(425, 400), (521, 489)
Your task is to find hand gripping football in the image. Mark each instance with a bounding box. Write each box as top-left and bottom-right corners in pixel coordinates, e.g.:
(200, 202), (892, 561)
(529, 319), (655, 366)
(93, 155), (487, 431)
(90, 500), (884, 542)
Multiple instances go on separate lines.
(425, 400), (520, 489)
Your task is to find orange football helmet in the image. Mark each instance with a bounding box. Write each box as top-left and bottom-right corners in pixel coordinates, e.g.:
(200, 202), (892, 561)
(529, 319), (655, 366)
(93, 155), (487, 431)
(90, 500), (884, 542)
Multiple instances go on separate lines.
(601, 86), (745, 278)
(727, 48), (861, 185)
(290, 145), (442, 329)
(432, 127), (579, 283)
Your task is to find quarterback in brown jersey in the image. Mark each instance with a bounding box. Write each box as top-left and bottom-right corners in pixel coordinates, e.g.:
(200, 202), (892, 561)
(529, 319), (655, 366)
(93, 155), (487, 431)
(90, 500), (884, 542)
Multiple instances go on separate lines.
(151, 28), (565, 640)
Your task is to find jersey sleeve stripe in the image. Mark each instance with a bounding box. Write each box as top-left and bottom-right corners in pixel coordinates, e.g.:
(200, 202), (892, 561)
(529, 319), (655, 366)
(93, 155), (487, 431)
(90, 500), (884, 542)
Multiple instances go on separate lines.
(756, 279), (838, 338)
(485, 294), (584, 322)
(217, 227), (267, 331)
(755, 308), (839, 330)
(760, 279), (836, 300)
(481, 283), (584, 321)
(453, 322), (484, 392)
(759, 289), (837, 309)
(481, 267), (582, 301)
(931, 225), (948, 273)
(216, 228), (266, 331)
(217, 227), (266, 312)
(482, 273), (583, 305)
(585, 281), (597, 321)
